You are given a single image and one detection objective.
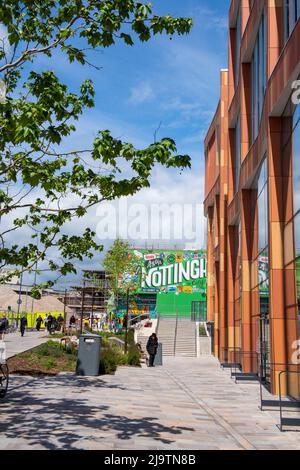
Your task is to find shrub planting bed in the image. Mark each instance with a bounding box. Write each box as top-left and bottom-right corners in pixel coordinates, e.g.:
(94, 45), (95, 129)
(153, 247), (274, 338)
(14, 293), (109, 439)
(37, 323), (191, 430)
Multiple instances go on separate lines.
(7, 332), (142, 377)
(7, 340), (77, 376)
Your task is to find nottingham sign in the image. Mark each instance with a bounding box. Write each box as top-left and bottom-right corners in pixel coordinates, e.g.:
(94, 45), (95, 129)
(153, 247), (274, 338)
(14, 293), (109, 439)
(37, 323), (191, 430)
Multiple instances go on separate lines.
(131, 249), (207, 294)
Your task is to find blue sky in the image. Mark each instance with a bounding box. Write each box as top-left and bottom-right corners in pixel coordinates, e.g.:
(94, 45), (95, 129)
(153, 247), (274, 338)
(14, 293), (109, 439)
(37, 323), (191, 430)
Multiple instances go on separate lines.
(58, 0), (230, 164)
(1, 0), (231, 287)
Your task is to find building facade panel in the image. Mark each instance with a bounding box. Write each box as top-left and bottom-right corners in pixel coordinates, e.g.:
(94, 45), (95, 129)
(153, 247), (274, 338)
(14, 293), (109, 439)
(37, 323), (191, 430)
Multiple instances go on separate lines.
(204, 0), (300, 395)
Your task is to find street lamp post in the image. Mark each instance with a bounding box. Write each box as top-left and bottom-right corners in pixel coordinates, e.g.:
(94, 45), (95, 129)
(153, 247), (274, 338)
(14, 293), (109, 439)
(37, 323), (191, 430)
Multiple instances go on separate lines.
(16, 271), (23, 328)
(80, 281), (85, 334)
(124, 287), (129, 353)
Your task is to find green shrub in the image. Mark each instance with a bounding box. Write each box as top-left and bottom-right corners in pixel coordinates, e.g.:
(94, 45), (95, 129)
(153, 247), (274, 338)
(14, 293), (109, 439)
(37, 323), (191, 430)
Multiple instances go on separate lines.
(99, 348), (118, 375)
(65, 343), (77, 356)
(41, 357), (57, 370)
(127, 329), (135, 345)
(110, 344), (127, 365)
(127, 344), (141, 367)
(36, 341), (64, 358)
(199, 324), (207, 337)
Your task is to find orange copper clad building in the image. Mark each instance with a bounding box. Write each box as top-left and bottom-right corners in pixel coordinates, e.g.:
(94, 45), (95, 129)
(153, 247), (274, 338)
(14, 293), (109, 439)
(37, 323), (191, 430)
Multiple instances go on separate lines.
(204, 0), (300, 396)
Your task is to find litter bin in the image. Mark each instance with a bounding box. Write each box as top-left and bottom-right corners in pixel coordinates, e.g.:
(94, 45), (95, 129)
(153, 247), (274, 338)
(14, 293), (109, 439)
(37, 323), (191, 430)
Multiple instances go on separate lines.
(76, 334), (101, 376)
(154, 343), (163, 366)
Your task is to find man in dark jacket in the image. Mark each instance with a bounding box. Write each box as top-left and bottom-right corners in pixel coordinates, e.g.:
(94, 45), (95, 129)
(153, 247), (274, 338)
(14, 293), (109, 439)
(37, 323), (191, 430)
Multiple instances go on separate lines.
(20, 315), (27, 337)
(0, 317), (6, 340)
(146, 333), (158, 367)
(47, 314), (53, 333)
(36, 315), (43, 331)
(57, 314), (64, 331)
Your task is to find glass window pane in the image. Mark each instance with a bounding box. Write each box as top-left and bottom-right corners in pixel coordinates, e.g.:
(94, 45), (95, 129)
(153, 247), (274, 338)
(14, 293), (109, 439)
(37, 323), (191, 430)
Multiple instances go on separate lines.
(235, 8), (241, 85)
(235, 114), (241, 192)
(258, 159), (268, 253)
(293, 106), (300, 213)
(295, 211), (300, 257)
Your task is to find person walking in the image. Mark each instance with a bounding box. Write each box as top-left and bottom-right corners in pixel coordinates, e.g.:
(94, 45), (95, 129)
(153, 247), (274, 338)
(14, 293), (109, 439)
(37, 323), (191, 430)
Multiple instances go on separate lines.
(20, 315), (27, 337)
(57, 314), (64, 332)
(2, 316), (9, 335)
(146, 333), (158, 367)
(0, 317), (6, 340)
(68, 314), (76, 334)
(36, 315), (43, 331)
(47, 314), (53, 333)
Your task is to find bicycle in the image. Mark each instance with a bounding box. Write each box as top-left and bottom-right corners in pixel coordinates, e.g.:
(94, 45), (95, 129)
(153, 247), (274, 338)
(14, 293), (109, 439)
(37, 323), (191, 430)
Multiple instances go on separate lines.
(0, 362), (8, 399)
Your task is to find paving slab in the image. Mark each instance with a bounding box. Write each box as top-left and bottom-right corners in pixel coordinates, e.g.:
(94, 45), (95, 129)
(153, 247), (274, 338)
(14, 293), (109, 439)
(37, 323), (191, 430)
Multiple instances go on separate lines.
(4, 331), (49, 358)
(0, 356), (299, 450)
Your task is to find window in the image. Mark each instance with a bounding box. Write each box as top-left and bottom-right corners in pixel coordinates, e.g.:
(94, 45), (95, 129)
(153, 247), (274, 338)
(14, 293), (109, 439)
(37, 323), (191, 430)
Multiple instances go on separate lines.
(235, 113), (241, 192)
(216, 124), (221, 167)
(251, 11), (267, 142)
(284, 0), (300, 42)
(251, 158), (269, 316)
(235, 7), (241, 86)
(283, 101), (300, 339)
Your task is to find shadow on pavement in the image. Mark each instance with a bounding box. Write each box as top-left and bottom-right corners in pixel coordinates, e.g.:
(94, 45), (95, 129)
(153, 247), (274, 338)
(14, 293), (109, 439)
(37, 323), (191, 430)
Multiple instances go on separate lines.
(0, 375), (195, 449)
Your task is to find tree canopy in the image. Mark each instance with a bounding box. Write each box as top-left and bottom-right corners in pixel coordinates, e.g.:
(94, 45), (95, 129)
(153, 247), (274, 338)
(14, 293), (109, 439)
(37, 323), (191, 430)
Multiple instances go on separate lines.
(0, 1), (193, 292)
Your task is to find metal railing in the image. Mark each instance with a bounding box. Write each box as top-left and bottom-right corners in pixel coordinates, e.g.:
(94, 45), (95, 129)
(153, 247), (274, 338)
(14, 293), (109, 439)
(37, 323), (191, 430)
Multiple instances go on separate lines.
(220, 347), (241, 369)
(278, 370), (300, 431)
(230, 351), (260, 382)
(259, 362), (298, 410)
(173, 311), (179, 356)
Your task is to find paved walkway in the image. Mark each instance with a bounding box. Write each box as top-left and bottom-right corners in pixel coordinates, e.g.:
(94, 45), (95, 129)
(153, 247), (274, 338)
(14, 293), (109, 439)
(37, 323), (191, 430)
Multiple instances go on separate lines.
(4, 331), (49, 359)
(1, 357), (300, 450)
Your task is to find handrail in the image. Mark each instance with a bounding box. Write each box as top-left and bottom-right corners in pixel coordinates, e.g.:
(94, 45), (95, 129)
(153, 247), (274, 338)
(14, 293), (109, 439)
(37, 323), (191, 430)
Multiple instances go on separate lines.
(260, 362), (300, 411)
(156, 315), (160, 335)
(128, 313), (150, 327)
(230, 351), (259, 381)
(278, 370), (300, 431)
(174, 311), (178, 356)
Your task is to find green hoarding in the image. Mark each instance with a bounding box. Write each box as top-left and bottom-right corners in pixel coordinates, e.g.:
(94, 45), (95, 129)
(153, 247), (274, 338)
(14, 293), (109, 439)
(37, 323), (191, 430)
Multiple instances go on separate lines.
(131, 249), (207, 294)
(127, 249), (207, 318)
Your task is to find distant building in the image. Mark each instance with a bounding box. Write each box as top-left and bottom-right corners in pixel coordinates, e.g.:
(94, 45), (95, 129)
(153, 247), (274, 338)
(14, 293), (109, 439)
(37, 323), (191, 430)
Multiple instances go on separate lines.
(60, 270), (110, 324)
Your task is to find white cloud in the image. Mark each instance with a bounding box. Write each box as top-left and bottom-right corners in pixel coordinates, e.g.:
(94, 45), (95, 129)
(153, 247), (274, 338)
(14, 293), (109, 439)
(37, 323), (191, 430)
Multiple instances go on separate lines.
(191, 6), (228, 31)
(128, 81), (155, 105)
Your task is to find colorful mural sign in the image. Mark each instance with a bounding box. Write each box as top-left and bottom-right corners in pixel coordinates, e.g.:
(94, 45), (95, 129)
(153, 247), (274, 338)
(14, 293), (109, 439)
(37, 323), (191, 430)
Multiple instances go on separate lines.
(131, 249), (207, 294)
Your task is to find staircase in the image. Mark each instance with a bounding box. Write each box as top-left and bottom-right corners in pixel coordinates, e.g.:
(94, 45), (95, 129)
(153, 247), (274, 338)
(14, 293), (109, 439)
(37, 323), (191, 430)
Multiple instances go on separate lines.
(137, 316), (197, 358)
(156, 317), (177, 356)
(157, 316), (197, 358)
(175, 318), (197, 357)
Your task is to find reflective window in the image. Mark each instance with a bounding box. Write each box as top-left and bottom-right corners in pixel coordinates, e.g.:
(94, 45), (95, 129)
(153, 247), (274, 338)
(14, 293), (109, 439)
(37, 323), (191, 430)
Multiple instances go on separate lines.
(235, 7), (241, 86)
(251, 158), (269, 310)
(284, 0), (300, 42)
(235, 113), (241, 192)
(283, 101), (300, 339)
(293, 104), (300, 213)
(258, 160), (268, 253)
(251, 11), (267, 142)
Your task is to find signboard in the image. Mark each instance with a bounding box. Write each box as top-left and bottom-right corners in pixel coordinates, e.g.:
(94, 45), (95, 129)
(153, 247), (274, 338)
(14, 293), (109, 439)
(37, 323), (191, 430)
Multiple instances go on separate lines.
(131, 249), (207, 294)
